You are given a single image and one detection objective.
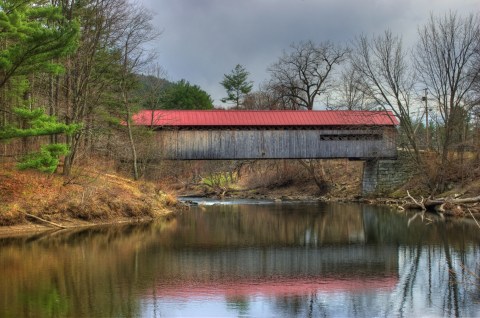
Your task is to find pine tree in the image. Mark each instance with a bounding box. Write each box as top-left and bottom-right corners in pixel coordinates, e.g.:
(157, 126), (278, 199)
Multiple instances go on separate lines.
(220, 64), (253, 108)
(0, 107), (79, 173)
(0, 0), (79, 90)
(0, 0), (79, 172)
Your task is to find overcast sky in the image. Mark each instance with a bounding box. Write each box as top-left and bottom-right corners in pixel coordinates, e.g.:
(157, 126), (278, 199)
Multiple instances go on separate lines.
(138, 0), (479, 107)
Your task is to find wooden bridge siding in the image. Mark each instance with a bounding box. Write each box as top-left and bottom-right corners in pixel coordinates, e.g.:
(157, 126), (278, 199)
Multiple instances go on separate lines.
(155, 128), (397, 160)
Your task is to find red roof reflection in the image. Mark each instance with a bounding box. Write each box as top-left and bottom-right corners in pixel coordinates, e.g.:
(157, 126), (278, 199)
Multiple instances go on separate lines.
(151, 276), (398, 298)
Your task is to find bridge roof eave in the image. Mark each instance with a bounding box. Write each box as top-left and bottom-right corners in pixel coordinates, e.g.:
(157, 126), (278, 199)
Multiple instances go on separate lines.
(152, 125), (394, 130)
(132, 110), (399, 127)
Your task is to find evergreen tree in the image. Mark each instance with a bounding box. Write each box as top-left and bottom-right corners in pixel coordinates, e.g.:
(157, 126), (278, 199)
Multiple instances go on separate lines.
(220, 64), (253, 108)
(0, 0), (79, 173)
(0, 0), (79, 90)
(0, 107), (79, 173)
(160, 80), (213, 110)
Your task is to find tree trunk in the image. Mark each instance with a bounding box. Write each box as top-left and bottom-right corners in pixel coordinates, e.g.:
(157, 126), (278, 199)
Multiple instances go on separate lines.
(124, 95), (139, 180)
(298, 159), (329, 194)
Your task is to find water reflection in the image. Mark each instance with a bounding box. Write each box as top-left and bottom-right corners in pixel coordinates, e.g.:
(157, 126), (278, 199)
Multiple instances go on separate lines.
(0, 202), (479, 317)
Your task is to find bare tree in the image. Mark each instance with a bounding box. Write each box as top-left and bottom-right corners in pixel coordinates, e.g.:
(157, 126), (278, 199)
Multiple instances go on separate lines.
(242, 82), (295, 110)
(58, 0), (134, 175)
(115, 3), (159, 180)
(242, 90), (276, 110)
(268, 82), (307, 110)
(473, 46), (480, 161)
(350, 31), (421, 162)
(139, 64), (168, 126)
(135, 64), (168, 175)
(267, 40), (349, 110)
(327, 63), (370, 110)
(415, 12), (480, 165)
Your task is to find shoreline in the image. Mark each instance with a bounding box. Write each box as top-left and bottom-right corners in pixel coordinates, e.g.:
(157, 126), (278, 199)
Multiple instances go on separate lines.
(2, 193), (479, 238)
(0, 212), (178, 239)
(181, 189), (480, 221)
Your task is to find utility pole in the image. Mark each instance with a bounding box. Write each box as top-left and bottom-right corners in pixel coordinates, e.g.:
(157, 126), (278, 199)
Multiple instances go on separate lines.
(422, 88), (429, 150)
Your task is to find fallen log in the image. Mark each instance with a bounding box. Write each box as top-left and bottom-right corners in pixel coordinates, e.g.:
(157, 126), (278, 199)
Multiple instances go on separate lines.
(425, 195), (480, 207)
(23, 213), (67, 229)
(402, 192), (480, 217)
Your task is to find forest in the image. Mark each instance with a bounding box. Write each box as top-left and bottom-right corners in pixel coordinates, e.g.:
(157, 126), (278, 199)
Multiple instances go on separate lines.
(1, 0), (480, 225)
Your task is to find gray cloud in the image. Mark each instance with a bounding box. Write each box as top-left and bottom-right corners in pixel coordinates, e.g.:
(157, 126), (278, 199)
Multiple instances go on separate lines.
(140, 0), (479, 105)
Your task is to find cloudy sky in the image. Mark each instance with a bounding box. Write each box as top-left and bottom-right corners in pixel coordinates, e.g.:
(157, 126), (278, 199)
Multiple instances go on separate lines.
(138, 0), (479, 106)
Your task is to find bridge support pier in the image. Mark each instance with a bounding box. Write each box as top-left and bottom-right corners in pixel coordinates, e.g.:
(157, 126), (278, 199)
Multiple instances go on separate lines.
(362, 155), (411, 196)
(362, 160), (379, 196)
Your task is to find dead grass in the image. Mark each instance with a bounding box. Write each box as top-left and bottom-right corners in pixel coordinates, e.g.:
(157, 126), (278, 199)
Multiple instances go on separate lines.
(178, 159), (364, 199)
(0, 161), (179, 227)
(399, 152), (480, 197)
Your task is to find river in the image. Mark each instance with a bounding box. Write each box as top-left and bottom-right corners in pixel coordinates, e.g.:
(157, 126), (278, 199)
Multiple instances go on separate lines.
(0, 200), (479, 317)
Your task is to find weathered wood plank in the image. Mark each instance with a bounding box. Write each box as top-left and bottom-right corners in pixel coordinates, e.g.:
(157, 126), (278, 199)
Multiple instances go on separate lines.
(154, 128), (397, 160)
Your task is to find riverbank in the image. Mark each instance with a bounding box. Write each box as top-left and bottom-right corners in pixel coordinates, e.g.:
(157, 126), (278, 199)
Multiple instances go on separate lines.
(2, 157), (479, 236)
(0, 162), (181, 234)
(176, 162), (480, 220)
(181, 184), (480, 220)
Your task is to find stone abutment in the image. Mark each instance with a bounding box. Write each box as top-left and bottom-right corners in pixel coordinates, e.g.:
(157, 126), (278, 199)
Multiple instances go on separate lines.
(362, 151), (413, 196)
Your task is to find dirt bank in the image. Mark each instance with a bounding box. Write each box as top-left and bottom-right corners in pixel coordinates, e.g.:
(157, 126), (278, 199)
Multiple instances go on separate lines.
(0, 216), (178, 238)
(0, 162), (182, 235)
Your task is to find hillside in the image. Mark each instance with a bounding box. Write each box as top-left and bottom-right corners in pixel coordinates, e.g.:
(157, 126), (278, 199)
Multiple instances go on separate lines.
(0, 162), (178, 232)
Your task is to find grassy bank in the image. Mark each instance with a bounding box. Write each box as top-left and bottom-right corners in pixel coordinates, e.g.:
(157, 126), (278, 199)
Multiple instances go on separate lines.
(0, 162), (179, 230)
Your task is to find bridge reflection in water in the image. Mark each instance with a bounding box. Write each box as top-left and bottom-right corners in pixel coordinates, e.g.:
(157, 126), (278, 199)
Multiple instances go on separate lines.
(144, 202), (399, 300)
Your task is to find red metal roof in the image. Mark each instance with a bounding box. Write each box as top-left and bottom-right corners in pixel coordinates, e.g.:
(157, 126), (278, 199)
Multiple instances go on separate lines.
(132, 110), (399, 127)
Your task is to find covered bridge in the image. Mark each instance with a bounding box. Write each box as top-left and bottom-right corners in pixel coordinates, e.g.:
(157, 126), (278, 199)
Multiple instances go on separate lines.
(132, 110), (398, 160)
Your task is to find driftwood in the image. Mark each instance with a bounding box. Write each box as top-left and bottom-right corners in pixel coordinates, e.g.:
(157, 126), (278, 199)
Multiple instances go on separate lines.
(424, 195), (480, 207)
(404, 191), (426, 210)
(402, 192), (480, 218)
(23, 213), (67, 229)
